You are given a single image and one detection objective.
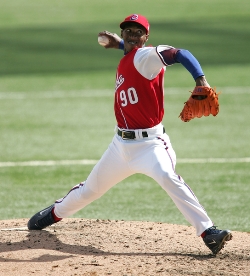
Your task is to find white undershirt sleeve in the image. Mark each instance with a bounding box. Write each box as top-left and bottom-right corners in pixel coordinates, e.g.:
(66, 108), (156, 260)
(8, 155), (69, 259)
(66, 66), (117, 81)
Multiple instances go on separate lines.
(133, 45), (174, 80)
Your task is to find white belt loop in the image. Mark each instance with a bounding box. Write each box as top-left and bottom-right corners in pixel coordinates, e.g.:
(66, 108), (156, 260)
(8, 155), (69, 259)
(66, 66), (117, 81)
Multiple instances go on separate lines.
(138, 129), (143, 139)
(134, 129), (140, 139)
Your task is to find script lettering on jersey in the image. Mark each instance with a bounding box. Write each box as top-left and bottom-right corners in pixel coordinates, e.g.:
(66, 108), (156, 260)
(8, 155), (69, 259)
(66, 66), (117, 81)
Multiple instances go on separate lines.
(115, 74), (125, 91)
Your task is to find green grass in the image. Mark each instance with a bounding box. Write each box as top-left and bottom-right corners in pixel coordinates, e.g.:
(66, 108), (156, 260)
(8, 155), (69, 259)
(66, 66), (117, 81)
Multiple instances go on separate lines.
(0, 0), (250, 232)
(0, 88), (249, 232)
(1, 89), (249, 161)
(0, 0), (249, 88)
(1, 162), (249, 232)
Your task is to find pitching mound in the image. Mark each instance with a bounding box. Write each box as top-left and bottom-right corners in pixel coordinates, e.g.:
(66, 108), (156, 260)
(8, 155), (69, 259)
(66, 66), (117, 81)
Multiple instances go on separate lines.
(0, 218), (249, 275)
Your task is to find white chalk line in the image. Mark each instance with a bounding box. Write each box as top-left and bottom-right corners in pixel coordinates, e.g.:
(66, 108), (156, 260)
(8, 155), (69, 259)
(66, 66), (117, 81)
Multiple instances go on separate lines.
(0, 87), (249, 99)
(0, 158), (249, 168)
(178, 157), (250, 163)
(0, 227), (28, 231)
(0, 159), (98, 167)
(0, 89), (114, 99)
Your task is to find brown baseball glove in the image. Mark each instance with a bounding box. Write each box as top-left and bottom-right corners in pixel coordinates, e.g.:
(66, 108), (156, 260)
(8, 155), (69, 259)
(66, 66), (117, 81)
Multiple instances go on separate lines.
(179, 86), (220, 122)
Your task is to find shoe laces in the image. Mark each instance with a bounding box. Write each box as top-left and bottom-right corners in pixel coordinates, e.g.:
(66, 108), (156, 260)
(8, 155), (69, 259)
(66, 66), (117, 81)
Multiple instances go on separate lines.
(205, 226), (221, 236)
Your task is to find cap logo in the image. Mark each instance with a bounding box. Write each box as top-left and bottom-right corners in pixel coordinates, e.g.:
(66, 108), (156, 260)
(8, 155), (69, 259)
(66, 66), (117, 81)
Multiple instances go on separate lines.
(130, 14), (138, 21)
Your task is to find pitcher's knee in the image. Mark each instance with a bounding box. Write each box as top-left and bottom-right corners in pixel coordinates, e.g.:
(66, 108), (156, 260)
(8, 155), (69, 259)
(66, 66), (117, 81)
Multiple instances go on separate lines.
(78, 182), (102, 202)
(158, 171), (183, 189)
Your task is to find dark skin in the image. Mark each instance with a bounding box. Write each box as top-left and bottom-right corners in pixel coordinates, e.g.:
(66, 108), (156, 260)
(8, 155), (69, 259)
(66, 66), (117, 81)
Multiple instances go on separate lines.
(98, 22), (148, 53)
(98, 25), (209, 87)
(120, 23), (149, 54)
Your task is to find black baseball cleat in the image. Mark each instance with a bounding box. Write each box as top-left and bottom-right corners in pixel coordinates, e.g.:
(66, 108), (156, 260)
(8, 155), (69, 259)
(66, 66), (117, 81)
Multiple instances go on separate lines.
(203, 226), (232, 255)
(27, 204), (60, 230)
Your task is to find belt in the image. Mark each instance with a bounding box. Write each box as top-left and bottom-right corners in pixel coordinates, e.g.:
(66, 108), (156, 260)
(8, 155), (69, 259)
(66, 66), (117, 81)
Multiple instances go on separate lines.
(117, 129), (148, 139)
(117, 127), (165, 140)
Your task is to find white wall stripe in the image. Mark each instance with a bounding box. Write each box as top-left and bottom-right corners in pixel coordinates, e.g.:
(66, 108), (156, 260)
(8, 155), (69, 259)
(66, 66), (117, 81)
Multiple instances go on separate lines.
(0, 158), (249, 168)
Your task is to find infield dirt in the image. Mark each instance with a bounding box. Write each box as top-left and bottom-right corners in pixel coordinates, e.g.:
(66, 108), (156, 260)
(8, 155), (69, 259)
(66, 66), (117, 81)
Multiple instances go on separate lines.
(0, 218), (249, 276)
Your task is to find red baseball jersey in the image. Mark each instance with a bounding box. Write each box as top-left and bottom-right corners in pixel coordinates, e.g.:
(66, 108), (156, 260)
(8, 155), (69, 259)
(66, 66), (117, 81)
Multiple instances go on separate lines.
(114, 46), (177, 129)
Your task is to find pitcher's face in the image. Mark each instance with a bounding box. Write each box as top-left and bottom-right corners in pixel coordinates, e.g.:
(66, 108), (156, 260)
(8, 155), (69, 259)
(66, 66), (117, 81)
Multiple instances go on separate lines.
(121, 23), (149, 54)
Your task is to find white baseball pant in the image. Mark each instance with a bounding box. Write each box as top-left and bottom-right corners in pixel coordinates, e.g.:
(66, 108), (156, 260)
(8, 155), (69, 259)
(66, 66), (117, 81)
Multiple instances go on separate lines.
(54, 123), (213, 236)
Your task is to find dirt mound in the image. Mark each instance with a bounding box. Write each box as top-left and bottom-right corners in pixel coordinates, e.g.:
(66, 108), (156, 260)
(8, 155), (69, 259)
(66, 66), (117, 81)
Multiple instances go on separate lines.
(0, 218), (249, 275)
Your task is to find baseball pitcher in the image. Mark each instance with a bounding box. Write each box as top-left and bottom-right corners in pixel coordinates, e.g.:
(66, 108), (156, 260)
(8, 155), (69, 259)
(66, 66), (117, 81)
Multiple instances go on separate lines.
(28, 14), (231, 255)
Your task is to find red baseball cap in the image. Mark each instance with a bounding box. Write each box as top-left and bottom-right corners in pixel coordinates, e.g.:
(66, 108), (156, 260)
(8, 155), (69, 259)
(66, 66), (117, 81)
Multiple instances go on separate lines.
(120, 14), (150, 34)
